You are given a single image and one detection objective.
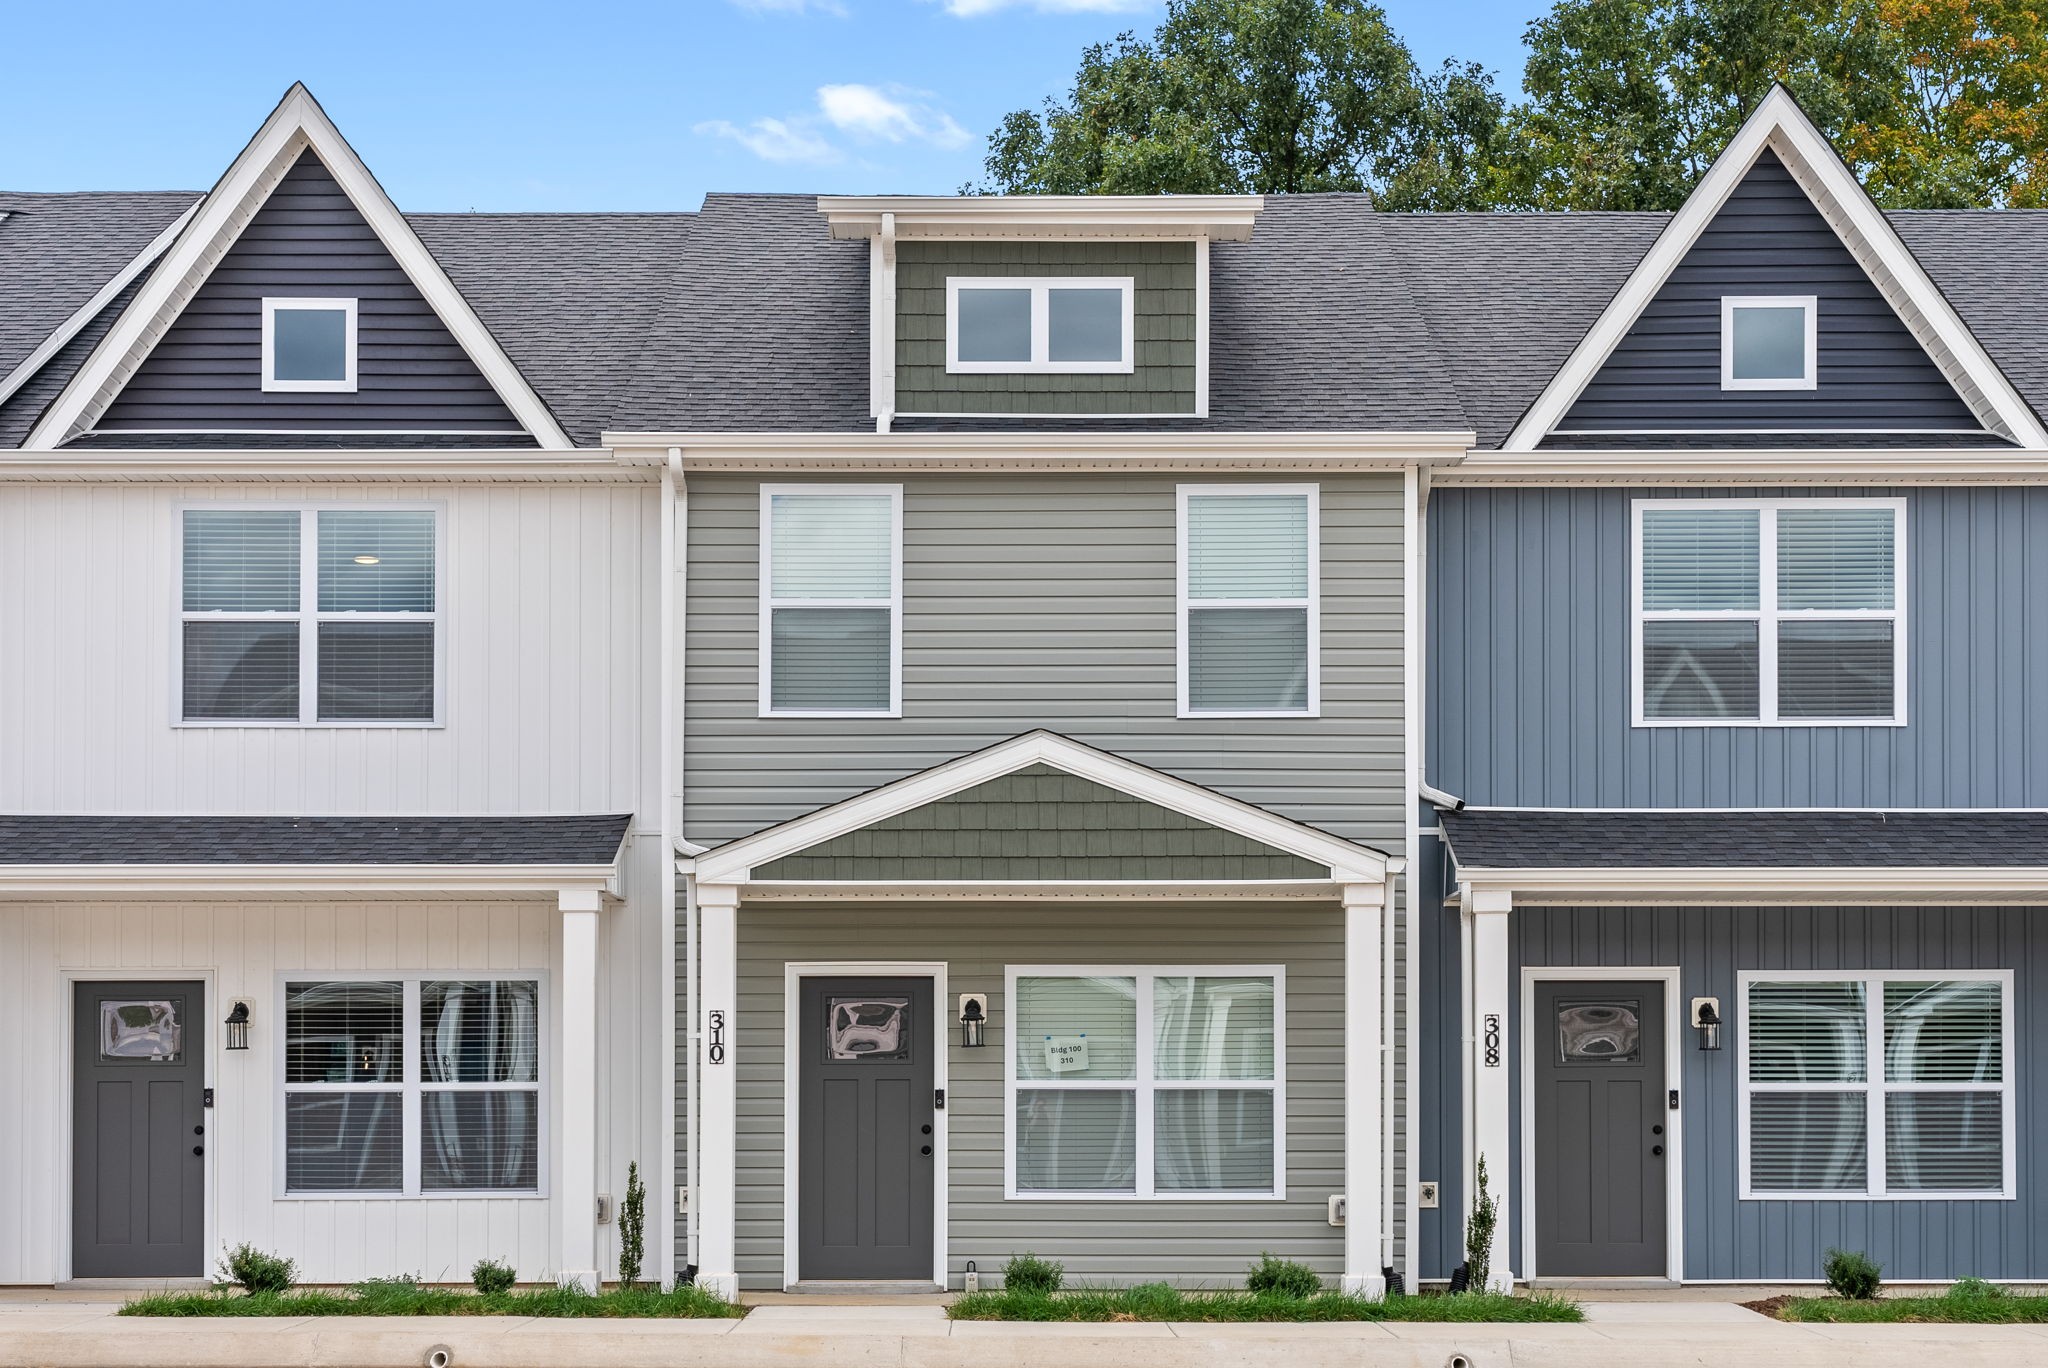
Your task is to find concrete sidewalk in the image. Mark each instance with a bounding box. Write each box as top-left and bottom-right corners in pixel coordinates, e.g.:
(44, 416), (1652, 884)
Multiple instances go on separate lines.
(3, 1296), (2046, 1367)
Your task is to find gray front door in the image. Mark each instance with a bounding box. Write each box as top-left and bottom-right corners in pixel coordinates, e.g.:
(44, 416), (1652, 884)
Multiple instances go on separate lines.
(1532, 979), (1668, 1277)
(797, 976), (935, 1282)
(72, 981), (206, 1277)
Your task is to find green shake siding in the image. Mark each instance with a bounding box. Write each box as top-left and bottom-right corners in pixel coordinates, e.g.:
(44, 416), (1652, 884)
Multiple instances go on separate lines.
(896, 242), (1197, 415)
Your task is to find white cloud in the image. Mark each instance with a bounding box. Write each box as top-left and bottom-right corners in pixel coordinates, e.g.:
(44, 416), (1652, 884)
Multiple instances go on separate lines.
(729, 0), (849, 14)
(817, 84), (971, 150)
(693, 116), (842, 165)
(938, 0), (1152, 15)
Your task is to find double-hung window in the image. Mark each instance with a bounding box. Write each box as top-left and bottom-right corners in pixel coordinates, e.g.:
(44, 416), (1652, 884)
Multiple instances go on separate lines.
(181, 506), (439, 724)
(946, 277), (1134, 374)
(1007, 967), (1283, 1199)
(282, 976), (543, 1196)
(1740, 971), (2012, 1199)
(760, 484), (902, 716)
(1179, 485), (1318, 716)
(1633, 498), (1903, 725)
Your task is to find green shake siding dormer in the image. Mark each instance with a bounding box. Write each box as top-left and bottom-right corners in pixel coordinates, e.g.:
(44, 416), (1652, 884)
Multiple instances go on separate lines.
(752, 764), (1322, 880)
(896, 242), (1197, 415)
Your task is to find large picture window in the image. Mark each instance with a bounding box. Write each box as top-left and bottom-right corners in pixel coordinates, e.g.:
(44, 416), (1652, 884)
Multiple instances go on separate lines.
(1633, 498), (1904, 725)
(1005, 967), (1283, 1199)
(281, 976), (542, 1197)
(1178, 485), (1318, 717)
(1739, 971), (2012, 1200)
(759, 485), (902, 717)
(181, 506), (438, 725)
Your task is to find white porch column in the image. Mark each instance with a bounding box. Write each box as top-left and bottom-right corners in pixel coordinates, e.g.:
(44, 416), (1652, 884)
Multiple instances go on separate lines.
(1341, 880), (1386, 1296)
(558, 888), (603, 1292)
(1466, 884), (1513, 1292)
(694, 882), (740, 1299)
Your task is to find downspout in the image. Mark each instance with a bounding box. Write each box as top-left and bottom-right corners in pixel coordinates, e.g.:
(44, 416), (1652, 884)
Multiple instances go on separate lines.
(1404, 463), (1431, 1286)
(665, 447), (699, 1284)
(1381, 863), (1398, 1280)
(657, 448), (678, 1287)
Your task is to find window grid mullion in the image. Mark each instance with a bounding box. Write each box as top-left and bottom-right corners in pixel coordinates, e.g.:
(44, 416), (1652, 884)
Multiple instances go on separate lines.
(1865, 983), (1885, 1197)
(403, 979), (422, 1197)
(298, 509), (318, 724)
(1759, 507), (1780, 722)
(1136, 974), (1156, 1198)
(1028, 283), (1050, 367)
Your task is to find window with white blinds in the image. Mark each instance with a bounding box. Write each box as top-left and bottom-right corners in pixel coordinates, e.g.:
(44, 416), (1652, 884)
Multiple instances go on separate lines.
(281, 976), (542, 1197)
(182, 506), (438, 724)
(1178, 486), (1318, 716)
(1006, 966), (1283, 1198)
(760, 485), (902, 716)
(1739, 972), (2011, 1200)
(1634, 499), (1903, 725)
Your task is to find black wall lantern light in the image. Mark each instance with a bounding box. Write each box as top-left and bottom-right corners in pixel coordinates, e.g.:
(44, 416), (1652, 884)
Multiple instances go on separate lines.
(224, 1000), (252, 1051)
(958, 993), (987, 1049)
(1690, 997), (1722, 1052)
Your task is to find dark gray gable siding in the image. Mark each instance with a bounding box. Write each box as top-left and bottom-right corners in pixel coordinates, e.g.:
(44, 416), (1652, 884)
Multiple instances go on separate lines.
(1559, 150), (1982, 438)
(96, 150), (524, 436)
(896, 241), (1195, 416)
(752, 763), (1325, 880)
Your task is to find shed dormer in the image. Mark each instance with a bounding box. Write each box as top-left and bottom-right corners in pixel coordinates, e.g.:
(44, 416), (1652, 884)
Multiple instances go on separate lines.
(819, 196), (1261, 430)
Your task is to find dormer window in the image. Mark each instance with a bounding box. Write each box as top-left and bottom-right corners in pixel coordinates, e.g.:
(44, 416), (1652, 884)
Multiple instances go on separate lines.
(262, 297), (358, 393)
(1721, 296), (1815, 391)
(946, 278), (1134, 374)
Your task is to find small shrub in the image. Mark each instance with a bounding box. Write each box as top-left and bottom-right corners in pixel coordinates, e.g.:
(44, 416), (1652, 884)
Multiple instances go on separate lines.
(1247, 1253), (1321, 1299)
(1946, 1276), (2007, 1301)
(1822, 1248), (1882, 1300)
(1003, 1253), (1064, 1296)
(216, 1243), (296, 1294)
(618, 1161), (647, 1289)
(472, 1259), (517, 1296)
(1463, 1154), (1499, 1293)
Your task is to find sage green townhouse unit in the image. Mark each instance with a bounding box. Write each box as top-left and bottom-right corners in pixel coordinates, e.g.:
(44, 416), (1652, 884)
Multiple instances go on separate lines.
(608, 192), (1472, 1294)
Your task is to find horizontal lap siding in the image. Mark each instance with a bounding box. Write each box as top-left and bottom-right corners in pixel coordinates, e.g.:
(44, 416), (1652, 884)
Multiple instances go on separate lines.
(98, 151), (523, 434)
(1427, 484), (2048, 808)
(734, 902), (1344, 1289)
(1560, 150), (1978, 435)
(1508, 905), (2048, 1281)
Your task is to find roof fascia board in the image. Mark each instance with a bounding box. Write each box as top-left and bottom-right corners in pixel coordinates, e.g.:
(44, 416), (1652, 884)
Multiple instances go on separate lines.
(0, 862), (620, 898)
(25, 85), (575, 451)
(737, 880), (1344, 901)
(1499, 85), (2048, 453)
(1459, 866), (2048, 905)
(820, 194), (1263, 241)
(0, 448), (638, 482)
(0, 200), (200, 410)
(607, 431), (1477, 471)
(1441, 447), (2048, 484)
(691, 730), (1388, 885)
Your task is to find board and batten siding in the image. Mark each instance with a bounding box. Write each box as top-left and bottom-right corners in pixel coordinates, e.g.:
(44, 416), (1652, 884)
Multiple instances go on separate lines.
(1427, 484), (2048, 809)
(894, 242), (1196, 415)
(683, 471), (1405, 848)
(96, 150), (524, 435)
(732, 902), (1344, 1289)
(1557, 149), (1980, 436)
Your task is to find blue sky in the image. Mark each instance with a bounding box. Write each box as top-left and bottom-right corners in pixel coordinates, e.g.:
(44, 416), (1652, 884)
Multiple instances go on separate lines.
(1, 0), (1542, 211)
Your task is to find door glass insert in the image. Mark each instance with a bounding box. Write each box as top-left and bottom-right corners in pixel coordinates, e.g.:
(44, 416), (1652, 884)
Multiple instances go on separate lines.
(100, 999), (182, 1061)
(826, 997), (911, 1061)
(1557, 1000), (1641, 1064)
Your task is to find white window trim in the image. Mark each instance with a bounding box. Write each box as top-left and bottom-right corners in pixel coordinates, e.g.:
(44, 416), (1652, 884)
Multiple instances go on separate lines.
(175, 501), (446, 728)
(1630, 496), (1907, 728)
(1002, 964), (1286, 1201)
(1736, 969), (2014, 1202)
(261, 297), (359, 393)
(945, 277), (1136, 375)
(757, 483), (904, 719)
(273, 971), (549, 1201)
(1721, 295), (1818, 392)
(1177, 483), (1321, 719)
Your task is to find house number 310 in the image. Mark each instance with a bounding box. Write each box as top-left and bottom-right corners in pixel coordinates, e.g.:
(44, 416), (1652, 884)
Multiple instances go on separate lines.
(707, 1010), (727, 1065)
(1482, 1014), (1501, 1067)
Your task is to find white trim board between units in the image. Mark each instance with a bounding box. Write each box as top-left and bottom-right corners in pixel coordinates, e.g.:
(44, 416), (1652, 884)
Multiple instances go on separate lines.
(23, 84), (573, 451)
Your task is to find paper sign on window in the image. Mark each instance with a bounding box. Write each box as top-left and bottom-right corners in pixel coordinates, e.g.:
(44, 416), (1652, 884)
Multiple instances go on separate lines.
(1044, 1035), (1089, 1073)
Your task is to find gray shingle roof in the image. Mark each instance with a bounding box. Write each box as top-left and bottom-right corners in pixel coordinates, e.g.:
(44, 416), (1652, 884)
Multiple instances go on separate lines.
(0, 191), (198, 381)
(1440, 807), (2048, 869)
(0, 813), (631, 865)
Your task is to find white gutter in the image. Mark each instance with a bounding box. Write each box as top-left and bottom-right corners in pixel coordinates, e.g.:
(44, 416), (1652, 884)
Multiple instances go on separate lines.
(1455, 865), (2048, 905)
(1440, 447), (2048, 484)
(0, 862), (619, 897)
(0, 447), (641, 482)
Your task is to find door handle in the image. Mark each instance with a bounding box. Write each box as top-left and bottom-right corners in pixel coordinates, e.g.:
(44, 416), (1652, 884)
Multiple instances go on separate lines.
(192, 1145), (204, 1157)
(194, 1125), (205, 1136)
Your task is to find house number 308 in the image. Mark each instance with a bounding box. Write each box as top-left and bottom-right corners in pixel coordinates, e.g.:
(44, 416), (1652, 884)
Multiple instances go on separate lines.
(1482, 1014), (1502, 1067)
(707, 1010), (727, 1065)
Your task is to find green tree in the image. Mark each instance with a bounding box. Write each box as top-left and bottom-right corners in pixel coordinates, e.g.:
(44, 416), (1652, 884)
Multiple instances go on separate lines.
(974, 0), (1508, 209)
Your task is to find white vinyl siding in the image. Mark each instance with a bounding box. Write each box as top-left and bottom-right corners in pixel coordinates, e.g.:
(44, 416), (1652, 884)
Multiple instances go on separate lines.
(1005, 966), (1284, 1200)
(1738, 970), (2013, 1200)
(946, 277), (1135, 375)
(1178, 485), (1319, 718)
(1632, 497), (1904, 726)
(759, 485), (903, 717)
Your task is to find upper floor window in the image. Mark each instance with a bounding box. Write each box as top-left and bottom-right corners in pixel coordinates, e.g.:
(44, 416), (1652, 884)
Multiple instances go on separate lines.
(1178, 485), (1318, 718)
(760, 485), (902, 717)
(262, 297), (358, 393)
(946, 277), (1134, 375)
(1633, 498), (1903, 726)
(180, 506), (438, 725)
(1721, 295), (1816, 391)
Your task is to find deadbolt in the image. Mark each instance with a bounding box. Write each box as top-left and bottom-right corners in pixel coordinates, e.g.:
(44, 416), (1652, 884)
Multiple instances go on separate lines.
(192, 1145), (204, 1157)
(920, 1145), (932, 1156)
(1651, 1145), (1664, 1156)
(921, 1124), (932, 1135)
(1651, 1124), (1663, 1135)
(194, 1125), (205, 1136)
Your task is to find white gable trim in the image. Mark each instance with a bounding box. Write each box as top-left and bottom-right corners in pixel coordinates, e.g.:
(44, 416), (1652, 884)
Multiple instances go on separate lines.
(23, 84), (573, 451)
(689, 729), (1389, 885)
(1497, 85), (2048, 455)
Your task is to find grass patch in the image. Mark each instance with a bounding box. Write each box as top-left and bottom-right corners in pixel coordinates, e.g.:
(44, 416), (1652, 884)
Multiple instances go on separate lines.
(949, 1286), (1581, 1323)
(1753, 1291), (2048, 1324)
(120, 1280), (745, 1319)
